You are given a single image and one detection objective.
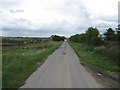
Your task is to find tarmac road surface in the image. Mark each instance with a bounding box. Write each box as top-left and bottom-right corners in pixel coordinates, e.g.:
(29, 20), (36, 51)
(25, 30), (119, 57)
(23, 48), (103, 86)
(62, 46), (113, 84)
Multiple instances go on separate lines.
(21, 41), (102, 88)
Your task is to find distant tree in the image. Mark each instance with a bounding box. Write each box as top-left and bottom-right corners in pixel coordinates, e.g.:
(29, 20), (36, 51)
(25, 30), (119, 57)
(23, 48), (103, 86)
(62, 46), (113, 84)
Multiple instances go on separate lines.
(61, 36), (66, 41)
(77, 33), (86, 43)
(69, 34), (79, 42)
(51, 35), (65, 41)
(74, 34), (80, 42)
(103, 28), (116, 41)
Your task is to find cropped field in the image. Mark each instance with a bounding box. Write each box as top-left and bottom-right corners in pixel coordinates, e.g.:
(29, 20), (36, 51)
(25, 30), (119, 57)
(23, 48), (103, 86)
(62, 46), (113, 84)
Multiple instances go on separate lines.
(69, 41), (119, 72)
(2, 38), (63, 88)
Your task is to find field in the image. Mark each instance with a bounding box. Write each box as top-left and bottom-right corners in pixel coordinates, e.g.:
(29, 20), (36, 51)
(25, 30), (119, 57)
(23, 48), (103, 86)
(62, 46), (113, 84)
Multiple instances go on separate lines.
(68, 41), (119, 72)
(2, 37), (48, 46)
(2, 37), (63, 88)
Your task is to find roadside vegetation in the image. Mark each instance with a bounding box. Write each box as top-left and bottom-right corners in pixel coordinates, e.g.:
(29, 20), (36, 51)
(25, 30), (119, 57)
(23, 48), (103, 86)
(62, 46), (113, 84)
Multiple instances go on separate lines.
(69, 25), (120, 72)
(2, 37), (63, 88)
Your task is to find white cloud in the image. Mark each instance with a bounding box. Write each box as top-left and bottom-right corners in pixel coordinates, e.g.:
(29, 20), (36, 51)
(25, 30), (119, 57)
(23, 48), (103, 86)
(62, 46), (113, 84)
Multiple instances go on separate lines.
(84, 0), (118, 16)
(0, 0), (119, 37)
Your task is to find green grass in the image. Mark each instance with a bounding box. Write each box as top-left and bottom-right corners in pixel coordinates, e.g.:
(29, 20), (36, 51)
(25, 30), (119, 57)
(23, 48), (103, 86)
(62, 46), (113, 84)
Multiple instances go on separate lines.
(2, 41), (63, 88)
(68, 41), (119, 72)
(0, 54), (2, 89)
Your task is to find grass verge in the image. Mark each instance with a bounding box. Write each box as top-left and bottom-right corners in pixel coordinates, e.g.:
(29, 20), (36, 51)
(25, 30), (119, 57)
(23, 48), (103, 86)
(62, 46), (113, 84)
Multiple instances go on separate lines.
(68, 41), (119, 72)
(2, 41), (63, 88)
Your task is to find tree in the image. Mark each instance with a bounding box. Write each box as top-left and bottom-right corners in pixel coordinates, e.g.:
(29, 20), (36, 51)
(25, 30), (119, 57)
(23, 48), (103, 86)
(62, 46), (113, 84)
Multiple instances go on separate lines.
(91, 37), (104, 46)
(86, 27), (100, 45)
(69, 34), (86, 43)
(86, 27), (99, 38)
(51, 35), (65, 41)
(77, 33), (86, 43)
(69, 34), (80, 42)
(116, 24), (120, 42)
(69, 27), (103, 46)
(103, 28), (116, 41)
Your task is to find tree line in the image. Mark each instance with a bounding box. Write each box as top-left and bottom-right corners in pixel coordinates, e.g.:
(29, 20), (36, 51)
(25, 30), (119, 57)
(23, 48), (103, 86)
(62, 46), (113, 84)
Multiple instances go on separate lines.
(51, 35), (65, 41)
(69, 25), (120, 46)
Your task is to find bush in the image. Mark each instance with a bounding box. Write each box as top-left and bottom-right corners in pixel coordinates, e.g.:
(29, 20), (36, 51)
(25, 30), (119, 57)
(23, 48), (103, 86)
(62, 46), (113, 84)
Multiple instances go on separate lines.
(94, 46), (119, 65)
(91, 37), (104, 46)
(51, 35), (65, 41)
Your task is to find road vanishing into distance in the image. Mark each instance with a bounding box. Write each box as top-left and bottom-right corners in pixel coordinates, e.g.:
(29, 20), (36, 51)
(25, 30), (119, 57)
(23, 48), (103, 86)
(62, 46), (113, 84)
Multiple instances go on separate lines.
(21, 41), (103, 88)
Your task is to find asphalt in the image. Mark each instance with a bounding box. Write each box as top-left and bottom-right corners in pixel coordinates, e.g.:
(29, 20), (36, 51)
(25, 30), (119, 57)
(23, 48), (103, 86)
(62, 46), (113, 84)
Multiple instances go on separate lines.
(21, 41), (103, 88)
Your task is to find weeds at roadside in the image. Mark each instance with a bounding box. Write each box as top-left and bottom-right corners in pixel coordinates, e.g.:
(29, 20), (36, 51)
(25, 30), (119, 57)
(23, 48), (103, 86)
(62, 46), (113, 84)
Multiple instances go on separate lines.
(69, 41), (119, 72)
(2, 41), (63, 88)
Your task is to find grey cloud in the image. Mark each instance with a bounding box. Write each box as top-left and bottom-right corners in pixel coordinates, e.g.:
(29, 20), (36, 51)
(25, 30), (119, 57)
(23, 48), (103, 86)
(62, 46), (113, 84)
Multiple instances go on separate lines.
(96, 15), (118, 23)
(2, 18), (35, 31)
(1, 0), (118, 37)
(2, 26), (74, 37)
(10, 9), (24, 13)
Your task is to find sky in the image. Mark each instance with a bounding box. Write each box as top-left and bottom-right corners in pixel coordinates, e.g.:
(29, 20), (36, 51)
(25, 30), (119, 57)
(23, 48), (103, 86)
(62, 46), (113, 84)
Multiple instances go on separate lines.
(0, 0), (119, 37)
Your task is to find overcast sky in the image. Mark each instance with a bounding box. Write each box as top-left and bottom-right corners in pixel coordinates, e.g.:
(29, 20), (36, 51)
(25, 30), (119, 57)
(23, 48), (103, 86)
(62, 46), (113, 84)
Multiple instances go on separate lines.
(0, 0), (119, 37)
